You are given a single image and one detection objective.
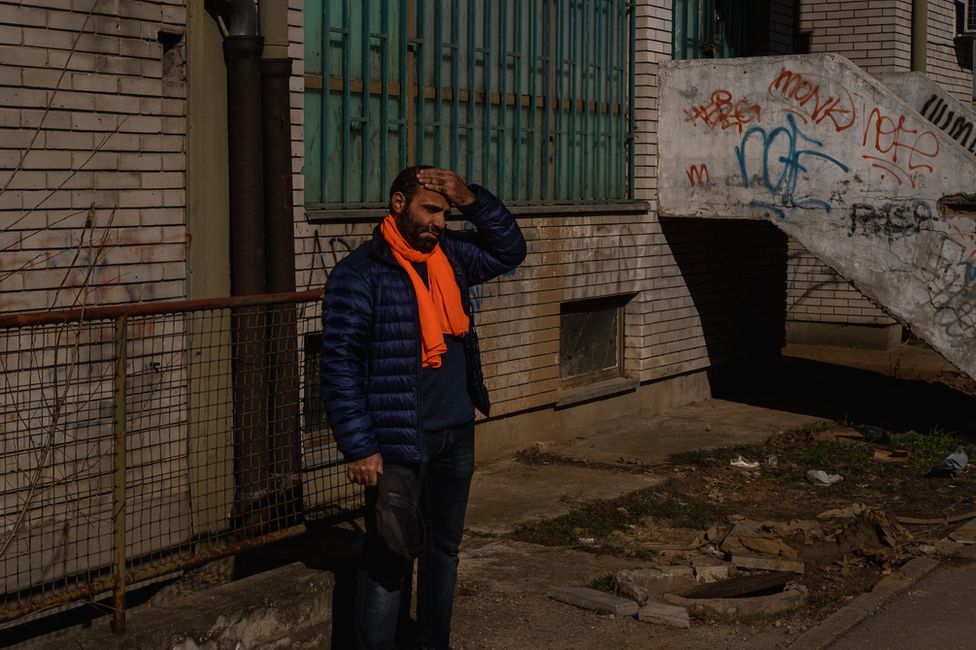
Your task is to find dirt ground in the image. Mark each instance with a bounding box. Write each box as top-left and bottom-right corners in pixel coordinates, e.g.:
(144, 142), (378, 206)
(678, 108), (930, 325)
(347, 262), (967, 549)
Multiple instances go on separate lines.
(449, 422), (976, 649)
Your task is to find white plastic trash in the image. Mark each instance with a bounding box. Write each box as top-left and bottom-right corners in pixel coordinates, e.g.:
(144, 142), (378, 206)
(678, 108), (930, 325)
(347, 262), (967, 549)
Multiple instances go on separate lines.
(806, 469), (842, 485)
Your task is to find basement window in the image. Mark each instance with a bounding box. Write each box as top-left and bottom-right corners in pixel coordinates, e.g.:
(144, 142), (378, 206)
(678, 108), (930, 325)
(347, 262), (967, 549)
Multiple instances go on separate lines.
(559, 294), (632, 388)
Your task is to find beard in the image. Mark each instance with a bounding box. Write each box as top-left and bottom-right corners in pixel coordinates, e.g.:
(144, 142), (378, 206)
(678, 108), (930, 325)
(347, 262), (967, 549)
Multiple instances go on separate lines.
(395, 207), (442, 253)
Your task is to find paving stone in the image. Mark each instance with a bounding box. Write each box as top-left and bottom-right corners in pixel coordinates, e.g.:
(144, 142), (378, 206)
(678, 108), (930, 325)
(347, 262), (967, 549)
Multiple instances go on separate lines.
(548, 586), (639, 616)
(637, 600), (691, 628)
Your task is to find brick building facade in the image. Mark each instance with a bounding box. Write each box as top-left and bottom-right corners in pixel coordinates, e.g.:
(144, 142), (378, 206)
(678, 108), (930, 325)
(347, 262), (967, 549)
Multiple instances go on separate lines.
(1, 0), (973, 455)
(1, 0), (974, 621)
(0, 0), (971, 499)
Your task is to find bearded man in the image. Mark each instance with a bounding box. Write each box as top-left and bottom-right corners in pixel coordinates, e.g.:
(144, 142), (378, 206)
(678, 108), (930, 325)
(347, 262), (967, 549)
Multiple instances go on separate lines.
(320, 166), (526, 649)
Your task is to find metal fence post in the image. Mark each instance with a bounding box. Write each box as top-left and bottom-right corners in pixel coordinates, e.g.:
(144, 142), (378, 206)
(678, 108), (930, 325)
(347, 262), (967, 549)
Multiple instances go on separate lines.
(111, 315), (128, 634)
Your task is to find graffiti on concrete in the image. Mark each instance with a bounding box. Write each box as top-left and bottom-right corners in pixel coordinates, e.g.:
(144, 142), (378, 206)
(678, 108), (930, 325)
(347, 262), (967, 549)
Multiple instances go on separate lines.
(767, 68), (857, 132)
(686, 164), (710, 186)
(964, 262), (976, 286)
(920, 95), (976, 155)
(683, 90), (762, 134)
(848, 200), (934, 244)
(861, 108), (940, 188)
(736, 113), (850, 220)
(926, 236), (976, 337)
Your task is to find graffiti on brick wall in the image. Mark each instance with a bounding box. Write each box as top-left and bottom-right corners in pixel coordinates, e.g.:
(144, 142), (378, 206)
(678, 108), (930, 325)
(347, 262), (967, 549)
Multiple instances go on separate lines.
(920, 94), (976, 155)
(736, 113), (850, 220)
(312, 227), (367, 281)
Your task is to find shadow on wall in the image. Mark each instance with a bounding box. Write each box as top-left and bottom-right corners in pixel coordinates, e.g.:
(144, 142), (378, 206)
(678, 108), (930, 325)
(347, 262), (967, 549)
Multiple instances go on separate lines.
(658, 217), (788, 379)
(954, 35), (974, 71)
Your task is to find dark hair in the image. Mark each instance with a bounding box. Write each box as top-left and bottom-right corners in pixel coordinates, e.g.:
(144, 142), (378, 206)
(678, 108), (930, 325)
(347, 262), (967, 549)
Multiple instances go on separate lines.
(388, 165), (433, 212)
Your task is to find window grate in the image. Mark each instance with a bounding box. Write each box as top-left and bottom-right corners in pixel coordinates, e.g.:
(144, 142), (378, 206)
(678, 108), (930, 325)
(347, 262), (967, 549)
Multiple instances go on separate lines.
(304, 0), (635, 208)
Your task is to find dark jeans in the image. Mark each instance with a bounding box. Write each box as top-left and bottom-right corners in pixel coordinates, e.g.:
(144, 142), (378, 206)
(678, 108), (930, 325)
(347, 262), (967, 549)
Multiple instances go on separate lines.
(356, 423), (475, 650)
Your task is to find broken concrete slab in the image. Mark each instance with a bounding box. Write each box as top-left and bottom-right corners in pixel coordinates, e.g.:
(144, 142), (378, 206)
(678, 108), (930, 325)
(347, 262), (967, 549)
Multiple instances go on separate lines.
(548, 586), (639, 617)
(665, 584), (809, 620)
(731, 554), (805, 574)
(614, 566), (697, 604)
(690, 558), (733, 584)
(720, 521), (802, 560)
(22, 562), (333, 649)
(636, 600), (691, 629)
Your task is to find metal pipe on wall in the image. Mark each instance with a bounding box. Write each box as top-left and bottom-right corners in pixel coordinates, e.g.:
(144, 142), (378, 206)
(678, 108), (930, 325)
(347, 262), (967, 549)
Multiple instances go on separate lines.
(223, 32), (271, 533)
(259, 0), (302, 526)
(911, 0), (927, 72)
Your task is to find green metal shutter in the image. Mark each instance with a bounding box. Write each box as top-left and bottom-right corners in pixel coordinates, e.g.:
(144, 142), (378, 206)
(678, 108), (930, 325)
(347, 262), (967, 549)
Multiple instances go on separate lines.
(672, 0), (743, 60)
(304, 0), (635, 208)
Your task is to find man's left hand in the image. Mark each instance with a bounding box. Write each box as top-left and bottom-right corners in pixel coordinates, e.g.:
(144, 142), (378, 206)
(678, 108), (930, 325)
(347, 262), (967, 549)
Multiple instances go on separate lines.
(416, 168), (476, 208)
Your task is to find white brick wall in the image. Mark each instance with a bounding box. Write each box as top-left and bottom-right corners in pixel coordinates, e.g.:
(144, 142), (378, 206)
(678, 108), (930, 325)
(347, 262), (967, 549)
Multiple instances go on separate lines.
(0, 0), (187, 313)
(800, 0), (913, 72)
(927, 0), (974, 102)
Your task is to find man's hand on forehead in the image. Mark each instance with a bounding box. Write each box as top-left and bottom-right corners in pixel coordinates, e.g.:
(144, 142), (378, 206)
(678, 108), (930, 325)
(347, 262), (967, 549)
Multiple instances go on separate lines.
(416, 168), (476, 209)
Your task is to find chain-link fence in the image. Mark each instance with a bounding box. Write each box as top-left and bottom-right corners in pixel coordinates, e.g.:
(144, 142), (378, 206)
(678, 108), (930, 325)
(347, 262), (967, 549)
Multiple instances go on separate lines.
(0, 290), (360, 631)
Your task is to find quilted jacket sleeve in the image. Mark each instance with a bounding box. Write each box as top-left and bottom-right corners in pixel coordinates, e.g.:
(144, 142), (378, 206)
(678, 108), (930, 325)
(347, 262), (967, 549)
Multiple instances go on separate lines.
(451, 185), (527, 286)
(320, 259), (378, 461)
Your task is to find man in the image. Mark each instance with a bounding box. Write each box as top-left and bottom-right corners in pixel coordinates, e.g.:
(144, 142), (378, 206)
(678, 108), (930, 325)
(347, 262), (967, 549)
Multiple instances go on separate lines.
(320, 166), (526, 649)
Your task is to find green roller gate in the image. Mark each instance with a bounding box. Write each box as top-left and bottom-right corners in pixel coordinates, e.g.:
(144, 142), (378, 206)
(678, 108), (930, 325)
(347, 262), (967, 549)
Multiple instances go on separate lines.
(304, 0), (635, 208)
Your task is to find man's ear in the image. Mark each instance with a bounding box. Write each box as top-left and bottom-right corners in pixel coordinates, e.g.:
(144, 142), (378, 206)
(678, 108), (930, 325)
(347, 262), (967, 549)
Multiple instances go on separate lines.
(391, 191), (406, 214)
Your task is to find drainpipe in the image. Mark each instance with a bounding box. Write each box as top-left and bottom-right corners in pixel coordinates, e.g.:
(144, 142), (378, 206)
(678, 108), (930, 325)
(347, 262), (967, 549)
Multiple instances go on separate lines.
(216, 0), (271, 533)
(911, 0), (927, 72)
(259, 0), (303, 526)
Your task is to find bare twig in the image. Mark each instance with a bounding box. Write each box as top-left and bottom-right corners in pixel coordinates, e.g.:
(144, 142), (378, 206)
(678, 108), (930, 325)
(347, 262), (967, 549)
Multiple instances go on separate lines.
(0, 1), (96, 199)
(0, 206), (117, 561)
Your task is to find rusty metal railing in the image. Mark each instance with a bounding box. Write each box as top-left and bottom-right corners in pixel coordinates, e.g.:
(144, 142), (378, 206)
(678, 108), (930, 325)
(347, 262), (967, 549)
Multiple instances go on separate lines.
(0, 290), (360, 632)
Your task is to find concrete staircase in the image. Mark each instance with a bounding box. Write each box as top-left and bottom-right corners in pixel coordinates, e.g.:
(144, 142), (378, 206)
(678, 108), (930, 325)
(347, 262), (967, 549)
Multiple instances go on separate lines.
(658, 54), (976, 380)
(877, 71), (976, 159)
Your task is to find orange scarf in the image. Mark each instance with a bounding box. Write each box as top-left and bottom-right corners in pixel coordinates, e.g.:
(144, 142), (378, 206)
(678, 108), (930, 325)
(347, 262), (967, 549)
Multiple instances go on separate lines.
(380, 214), (470, 368)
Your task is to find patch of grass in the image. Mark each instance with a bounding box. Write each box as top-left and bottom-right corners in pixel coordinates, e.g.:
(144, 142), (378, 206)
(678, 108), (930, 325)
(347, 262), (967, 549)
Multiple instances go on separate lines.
(465, 528), (498, 540)
(587, 571), (616, 593)
(512, 489), (718, 547)
(671, 444), (765, 467)
(795, 440), (875, 476)
(892, 427), (965, 465)
(805, 420), (843, 434)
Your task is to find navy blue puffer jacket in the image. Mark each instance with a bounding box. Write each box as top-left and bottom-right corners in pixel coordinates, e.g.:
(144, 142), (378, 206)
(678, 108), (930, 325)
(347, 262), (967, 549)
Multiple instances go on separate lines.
(320, 186), (526, 464)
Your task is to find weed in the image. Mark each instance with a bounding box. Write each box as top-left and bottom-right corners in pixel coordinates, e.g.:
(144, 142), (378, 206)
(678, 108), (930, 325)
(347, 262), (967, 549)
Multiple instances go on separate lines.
(587, 571), (616, 593)
(892, 428), (964, 464)
(795, 440), (874, 476)
(465, 529), (498, 540)
(672, 444), (765, 467)
(512, 489), (717, 547)
(806, 420), (843, 433)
